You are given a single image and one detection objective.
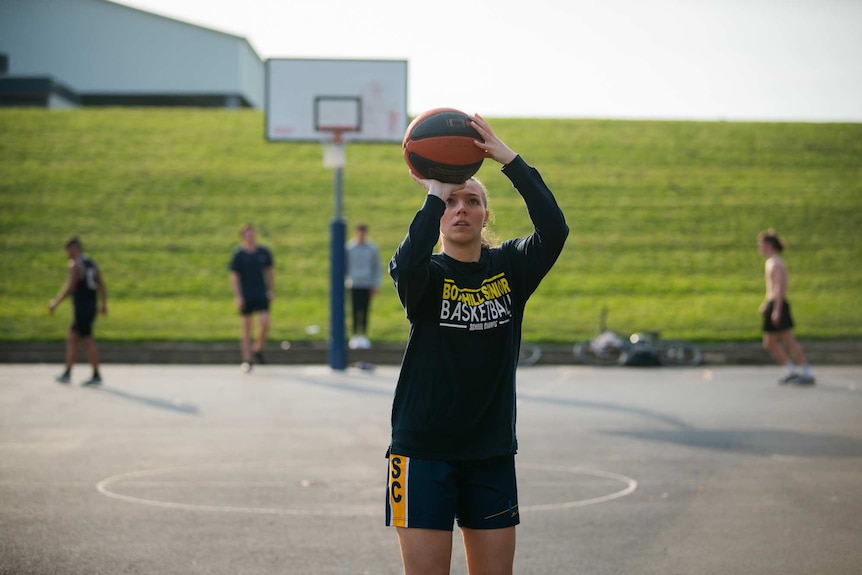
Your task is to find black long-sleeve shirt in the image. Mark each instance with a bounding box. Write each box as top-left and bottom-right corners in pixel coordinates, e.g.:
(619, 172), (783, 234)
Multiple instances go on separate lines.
(388, 155), (569, 460)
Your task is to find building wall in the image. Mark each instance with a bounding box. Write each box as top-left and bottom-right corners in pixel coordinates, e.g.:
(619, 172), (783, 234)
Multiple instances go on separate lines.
(0, 0), (263, 107)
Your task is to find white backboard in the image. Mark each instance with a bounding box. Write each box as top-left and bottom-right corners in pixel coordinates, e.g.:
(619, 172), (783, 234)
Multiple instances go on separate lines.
(265, 58), (408, 143)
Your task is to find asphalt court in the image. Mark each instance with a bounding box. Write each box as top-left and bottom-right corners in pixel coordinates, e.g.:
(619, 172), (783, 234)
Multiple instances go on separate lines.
(1, 363), (860, 575)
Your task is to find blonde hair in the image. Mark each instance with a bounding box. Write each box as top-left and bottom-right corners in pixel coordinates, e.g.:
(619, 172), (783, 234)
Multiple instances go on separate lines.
(471, 178), (499, 249)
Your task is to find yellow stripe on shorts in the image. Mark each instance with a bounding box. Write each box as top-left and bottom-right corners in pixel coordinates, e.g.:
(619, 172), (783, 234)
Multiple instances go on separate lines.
(388, 454), (409, 527)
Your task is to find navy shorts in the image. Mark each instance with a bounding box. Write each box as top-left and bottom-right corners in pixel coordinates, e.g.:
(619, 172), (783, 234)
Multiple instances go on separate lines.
(386, 454), (520, 531)
(72, 304), (97, 337)
(241, 297), (269, 316)
(762, 300), (794, 332)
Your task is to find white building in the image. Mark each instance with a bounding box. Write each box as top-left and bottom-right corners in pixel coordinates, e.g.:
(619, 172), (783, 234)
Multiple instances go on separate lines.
(0, 0), (263, 108)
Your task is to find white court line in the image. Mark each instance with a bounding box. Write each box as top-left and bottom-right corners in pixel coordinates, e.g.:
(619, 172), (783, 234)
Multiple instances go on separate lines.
(97, 463), (637, 516)
(96, 467), (368, 516)
(519, 464), (638, 512)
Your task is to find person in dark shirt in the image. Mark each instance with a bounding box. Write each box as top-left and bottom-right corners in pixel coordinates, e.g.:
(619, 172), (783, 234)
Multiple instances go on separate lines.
(385, 114), (569, 573)
(49, 237), (108, 386)
(229, 223), (274, 372)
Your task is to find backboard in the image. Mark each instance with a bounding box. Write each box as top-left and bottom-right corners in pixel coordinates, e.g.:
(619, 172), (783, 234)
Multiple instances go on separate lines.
(265, 58), (408, 143)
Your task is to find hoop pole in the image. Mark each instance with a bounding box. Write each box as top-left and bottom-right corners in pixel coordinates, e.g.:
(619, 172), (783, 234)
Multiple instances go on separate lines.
(328, 129), (347, 371)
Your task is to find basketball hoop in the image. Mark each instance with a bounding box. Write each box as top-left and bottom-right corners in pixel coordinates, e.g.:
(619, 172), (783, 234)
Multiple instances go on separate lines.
(265, 60), (407, 144)
(263, 64), (407, 371)
(310, 93), (372, 371)
(315, 96), (361, 169)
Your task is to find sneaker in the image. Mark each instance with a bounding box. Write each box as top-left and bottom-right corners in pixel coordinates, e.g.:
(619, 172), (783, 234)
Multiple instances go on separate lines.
(241, 361), (253, 373)
(793, 374), (816, 386)
(82, 375), (102, 386)
(55, 373), (71, 384)
(778, 374), (799, 385)
(349, 335), (372, 350)
(253, 351), (265, 365)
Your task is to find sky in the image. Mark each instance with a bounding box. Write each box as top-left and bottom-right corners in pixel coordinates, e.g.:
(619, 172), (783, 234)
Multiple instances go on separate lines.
(114, 0), (862, 122)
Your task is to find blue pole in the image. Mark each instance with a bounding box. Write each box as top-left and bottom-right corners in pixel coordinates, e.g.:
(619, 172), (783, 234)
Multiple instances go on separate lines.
(329, 164), (347, 370)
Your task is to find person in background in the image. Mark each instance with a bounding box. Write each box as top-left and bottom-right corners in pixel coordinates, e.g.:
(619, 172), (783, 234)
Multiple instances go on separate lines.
(345, 223), (381, 349)
(757, 229), (815, 385)
(49, 237), (108, 386)
(229, 223), (274, 372)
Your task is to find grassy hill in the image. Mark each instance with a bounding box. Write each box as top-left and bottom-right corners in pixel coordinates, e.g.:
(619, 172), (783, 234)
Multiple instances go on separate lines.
(1, 109), (860, 344)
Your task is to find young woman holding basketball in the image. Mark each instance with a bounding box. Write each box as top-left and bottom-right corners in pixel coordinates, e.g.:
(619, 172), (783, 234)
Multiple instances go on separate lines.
(386, 114), (569, 574)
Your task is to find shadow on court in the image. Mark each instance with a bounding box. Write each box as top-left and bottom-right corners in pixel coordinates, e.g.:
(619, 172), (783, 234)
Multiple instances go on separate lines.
(608, 428), (862, 458)
(91, 385), (201, 415)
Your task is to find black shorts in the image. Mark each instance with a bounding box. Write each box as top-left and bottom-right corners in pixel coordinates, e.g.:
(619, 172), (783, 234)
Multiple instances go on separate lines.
(72, 304), (97, 337)
(762, 300), (794, 332)
(241, 297), (269, 316)
(385, 454), (519, 531)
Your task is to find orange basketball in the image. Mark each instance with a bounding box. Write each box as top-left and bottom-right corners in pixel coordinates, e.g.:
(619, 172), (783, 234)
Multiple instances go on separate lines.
(402, 108), (485, 184)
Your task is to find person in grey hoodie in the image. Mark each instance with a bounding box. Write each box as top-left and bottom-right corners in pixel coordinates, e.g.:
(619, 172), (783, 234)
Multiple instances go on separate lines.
(345, 223), (381, 349)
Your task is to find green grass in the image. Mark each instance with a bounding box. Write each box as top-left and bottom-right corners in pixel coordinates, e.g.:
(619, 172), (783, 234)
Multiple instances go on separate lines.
(1, 109), (860, 344)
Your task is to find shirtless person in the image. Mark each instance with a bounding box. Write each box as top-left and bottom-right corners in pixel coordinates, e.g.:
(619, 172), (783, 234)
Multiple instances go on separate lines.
(757, 229), (814, 385)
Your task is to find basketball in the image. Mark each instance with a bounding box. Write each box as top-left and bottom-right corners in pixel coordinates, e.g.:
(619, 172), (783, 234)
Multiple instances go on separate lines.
(402, 108), (485, 184)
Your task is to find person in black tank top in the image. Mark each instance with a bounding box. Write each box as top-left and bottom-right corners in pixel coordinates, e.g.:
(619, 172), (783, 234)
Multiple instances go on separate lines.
(49, 237), (108, 385)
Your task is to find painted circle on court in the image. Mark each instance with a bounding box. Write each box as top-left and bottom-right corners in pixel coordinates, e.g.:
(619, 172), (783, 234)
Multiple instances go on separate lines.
(97, 462), (636, 516)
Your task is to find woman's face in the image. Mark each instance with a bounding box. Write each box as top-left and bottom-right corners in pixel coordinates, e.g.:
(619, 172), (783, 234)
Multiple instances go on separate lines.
(440, 180), (488, 246)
